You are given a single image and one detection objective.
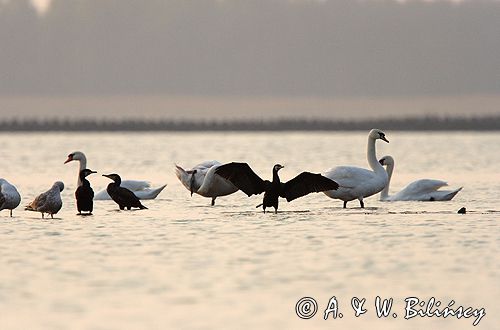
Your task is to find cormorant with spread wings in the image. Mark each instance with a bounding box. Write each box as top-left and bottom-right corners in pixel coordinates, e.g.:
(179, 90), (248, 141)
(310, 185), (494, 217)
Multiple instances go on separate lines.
(215, 163), (339, 213)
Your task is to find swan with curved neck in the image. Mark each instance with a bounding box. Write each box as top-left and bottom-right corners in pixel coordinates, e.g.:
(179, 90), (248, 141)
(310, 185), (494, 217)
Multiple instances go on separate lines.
(323, 129), (389, 208)
(65, 151), (166, 200)
(379, 155), (462, 201)
(175, 160), (239, 206)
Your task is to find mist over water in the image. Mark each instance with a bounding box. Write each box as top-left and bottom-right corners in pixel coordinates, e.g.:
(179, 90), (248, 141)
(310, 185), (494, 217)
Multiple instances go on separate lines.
(0, 132), (498, 329)
(1, 0), (500, 120)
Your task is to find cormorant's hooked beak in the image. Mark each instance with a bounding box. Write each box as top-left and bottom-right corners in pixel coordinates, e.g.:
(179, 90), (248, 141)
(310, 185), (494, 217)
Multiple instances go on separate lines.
(64, 155), (73, 164)
(90, 170), (97, 174)
(102, 174), (111, 179)
(278, 165), (285, 170)
(189, 170), (197, 196)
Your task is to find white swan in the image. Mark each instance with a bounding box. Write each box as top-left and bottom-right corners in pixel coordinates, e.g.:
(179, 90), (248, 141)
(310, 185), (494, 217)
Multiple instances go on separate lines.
(65, 151), (166, 200)
(0, 178), (21, 217)
(175, 160), (238, 205)
(323, 129), (389, 208)
(379, 155), (462, 201)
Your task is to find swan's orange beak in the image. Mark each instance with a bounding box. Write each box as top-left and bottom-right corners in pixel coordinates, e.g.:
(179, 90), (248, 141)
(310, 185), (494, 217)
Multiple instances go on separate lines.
(64, 155), (73, 164)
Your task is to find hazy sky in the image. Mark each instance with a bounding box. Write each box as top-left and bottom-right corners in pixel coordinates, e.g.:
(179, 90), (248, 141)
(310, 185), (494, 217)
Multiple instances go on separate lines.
(1, 0), (499, 119)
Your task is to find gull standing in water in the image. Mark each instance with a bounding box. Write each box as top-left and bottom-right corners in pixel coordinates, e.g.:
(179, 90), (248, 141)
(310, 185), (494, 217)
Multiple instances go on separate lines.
(25, 181), (64, 218)
(0, 179), (21, 217)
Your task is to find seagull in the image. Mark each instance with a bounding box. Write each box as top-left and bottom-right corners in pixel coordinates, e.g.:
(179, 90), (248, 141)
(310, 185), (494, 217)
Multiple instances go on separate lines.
(25, 181), (64, 218)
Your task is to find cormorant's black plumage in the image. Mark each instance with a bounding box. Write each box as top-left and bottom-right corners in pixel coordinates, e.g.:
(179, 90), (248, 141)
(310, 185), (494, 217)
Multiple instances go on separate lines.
(103, 173), (147, 210)
(75, 169), (96, 214)
(215, 163), (339, 213)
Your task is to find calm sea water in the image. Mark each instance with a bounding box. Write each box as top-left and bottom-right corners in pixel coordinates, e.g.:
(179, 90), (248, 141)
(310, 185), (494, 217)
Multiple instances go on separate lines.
(0, 132), (498, 329)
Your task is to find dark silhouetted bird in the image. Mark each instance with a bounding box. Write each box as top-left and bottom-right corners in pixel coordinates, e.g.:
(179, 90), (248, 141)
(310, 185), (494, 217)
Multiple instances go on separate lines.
(76, 169), (96, 215)
(102, 174), (147, 210)
(215, 163), (339, 213)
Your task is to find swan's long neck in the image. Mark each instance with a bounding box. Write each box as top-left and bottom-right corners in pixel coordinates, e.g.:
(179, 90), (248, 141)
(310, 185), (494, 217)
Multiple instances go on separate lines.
(367, 137), (385, 174)
(77, 156), (87, 186)
(380, 163), (394, 200)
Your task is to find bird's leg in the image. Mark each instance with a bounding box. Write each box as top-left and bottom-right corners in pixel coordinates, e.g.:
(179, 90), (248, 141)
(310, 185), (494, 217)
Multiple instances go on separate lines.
(211, 197), (216, 206)
(274, 207), (277, 214)
(41, 213), (44, 219)
(51, 214), (54, 219)
(343, 201), (347, 208)
(359, 199), (364, 208)
(10, 210), (12, 217)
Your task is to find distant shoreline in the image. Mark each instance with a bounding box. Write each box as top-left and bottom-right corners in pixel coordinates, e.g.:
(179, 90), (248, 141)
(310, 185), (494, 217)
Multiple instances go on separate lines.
(0, 116), (499, 132)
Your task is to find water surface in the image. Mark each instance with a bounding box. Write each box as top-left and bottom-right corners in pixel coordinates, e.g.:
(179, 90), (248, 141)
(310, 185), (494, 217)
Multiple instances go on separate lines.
(0, 132), (498, 329)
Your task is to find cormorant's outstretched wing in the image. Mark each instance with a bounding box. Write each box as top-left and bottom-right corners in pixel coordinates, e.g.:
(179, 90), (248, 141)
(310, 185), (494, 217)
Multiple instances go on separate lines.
(215, 162), (269, 196)
(281, 172), (339, 202)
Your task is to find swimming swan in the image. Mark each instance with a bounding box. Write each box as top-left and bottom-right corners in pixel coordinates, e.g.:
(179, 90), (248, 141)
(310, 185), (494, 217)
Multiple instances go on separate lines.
(379, 155), (462, 201)
(323, 129), (389, 208)
(175, 160), (238, 205)
(65, 151), (166, 200)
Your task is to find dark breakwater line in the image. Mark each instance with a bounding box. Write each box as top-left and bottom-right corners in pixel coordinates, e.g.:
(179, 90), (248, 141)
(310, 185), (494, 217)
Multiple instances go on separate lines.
(0, 116), (499, 132)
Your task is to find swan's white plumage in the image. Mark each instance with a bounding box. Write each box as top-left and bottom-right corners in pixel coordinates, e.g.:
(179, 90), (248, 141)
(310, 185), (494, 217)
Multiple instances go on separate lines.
(323, 129), (389, 207)
(175, 161), (238, 204)
(65, 151), (166, 200)
(379, 156), (462, 201)
(0, 178), (21, 216)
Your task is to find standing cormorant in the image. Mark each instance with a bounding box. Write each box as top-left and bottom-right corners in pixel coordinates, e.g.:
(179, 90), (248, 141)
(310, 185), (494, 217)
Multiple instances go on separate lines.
(65, 151), (166, 200)
(25, 181), (64, 218)
(215, 163), (339, 213)
(76, 169), (96, 215)
(102, 174), (148, 210)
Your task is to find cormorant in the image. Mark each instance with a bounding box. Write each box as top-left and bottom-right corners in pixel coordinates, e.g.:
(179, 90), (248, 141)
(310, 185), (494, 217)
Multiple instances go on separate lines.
(25, 181), (64, 218)
(102, 174), (148, 210)
(75, 169), (96, 215)
(215, 163), (339, 213)
(65, 151), (167, 200)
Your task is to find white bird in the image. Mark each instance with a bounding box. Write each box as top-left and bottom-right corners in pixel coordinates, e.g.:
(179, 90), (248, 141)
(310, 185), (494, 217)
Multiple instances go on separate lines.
(378, 155), (462, 201)
(0, 178), (21, 217)
(323, 129), (389, 208)
(175, 160), (238, 205)
(64, 151), (166, 200)
(25, 181), (64, 218)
